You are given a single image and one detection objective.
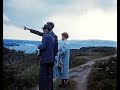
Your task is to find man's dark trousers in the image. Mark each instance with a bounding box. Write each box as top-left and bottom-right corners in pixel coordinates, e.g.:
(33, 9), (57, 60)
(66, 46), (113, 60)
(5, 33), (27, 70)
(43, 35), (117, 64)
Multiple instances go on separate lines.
(39, 62), (54, 90)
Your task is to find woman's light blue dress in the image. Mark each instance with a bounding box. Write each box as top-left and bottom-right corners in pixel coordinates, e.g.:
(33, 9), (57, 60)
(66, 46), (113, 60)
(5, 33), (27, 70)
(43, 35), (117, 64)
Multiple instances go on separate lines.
(53, 39), (70, 79)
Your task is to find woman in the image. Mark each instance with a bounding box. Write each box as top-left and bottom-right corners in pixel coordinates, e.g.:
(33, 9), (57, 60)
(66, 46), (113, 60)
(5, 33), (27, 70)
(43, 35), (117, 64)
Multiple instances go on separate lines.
(54, 32), (70, 87)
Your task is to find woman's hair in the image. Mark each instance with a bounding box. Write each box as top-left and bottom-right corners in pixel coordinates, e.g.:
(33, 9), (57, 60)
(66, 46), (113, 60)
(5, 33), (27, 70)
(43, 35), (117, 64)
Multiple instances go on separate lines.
(61, 32), (69, 39)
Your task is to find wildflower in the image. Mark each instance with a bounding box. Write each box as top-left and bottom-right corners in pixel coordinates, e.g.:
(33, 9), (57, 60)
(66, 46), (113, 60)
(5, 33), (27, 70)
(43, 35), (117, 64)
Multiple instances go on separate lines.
(112, 61), (115, 64)
(102, 61), (105, 65)
(110, 72), (113, 74)
(105, 67), (109, 71)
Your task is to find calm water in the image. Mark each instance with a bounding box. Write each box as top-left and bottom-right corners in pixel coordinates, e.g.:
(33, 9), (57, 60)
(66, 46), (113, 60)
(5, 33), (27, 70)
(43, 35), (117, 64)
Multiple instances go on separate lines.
(3, 39), (117, 53)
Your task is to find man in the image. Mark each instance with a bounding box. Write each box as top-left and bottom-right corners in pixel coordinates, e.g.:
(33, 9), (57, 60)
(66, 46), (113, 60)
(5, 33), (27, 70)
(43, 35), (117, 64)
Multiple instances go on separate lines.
(38, 24), (55, 90)
(46, 22), (58, 57)
(24, 22), (58, 90)
(24, 22), (58, 57)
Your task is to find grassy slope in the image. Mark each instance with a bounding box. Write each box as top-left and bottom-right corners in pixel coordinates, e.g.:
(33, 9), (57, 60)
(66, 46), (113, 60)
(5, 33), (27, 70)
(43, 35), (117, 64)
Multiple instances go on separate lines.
(87, 56), (117, 90)
(3, 46), (116, 89)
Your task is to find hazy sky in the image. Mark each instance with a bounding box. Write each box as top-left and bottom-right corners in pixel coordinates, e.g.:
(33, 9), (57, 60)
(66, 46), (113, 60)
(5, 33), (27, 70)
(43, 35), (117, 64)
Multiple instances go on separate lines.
(3, 0), (117, 41)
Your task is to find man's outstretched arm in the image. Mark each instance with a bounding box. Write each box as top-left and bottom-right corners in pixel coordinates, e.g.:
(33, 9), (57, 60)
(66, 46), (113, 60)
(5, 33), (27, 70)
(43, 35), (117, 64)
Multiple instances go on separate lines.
(30, 29), (44, 36)
(24, 26), (44, 36)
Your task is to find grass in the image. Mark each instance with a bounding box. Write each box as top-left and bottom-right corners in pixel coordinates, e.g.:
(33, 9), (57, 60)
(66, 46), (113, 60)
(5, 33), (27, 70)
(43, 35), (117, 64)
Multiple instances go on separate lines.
(3, 46), (116, 90)
(70, 56), (87, 68)
(87, 56), (117, 90)
(3, 47), (39, 89)
(16, 64), (39, 87)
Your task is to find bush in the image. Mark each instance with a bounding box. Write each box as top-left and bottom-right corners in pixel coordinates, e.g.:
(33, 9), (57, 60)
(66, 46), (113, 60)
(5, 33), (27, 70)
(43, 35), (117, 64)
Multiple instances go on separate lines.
(87, 56), (117, 90)
(16, 64), (39, 87)
(70, 56), (87, 68)
(3, 47), (39, 89)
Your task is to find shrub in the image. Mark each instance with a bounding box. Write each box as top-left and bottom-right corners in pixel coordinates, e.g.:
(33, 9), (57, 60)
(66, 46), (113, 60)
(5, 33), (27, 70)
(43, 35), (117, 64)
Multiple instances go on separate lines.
(15, 64), (39, 87)
(3, 47), (39, 89)
(70, 56), (87, 68)
(87, 56), (116, 90)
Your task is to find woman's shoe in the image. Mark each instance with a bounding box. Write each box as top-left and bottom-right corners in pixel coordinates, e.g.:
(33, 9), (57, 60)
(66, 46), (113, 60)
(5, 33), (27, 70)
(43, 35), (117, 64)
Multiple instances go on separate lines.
(61, 81), (70, 87)
(63, 82), (70, 87)
(67, 81), (70, 85)
(58, 79), (64, 87)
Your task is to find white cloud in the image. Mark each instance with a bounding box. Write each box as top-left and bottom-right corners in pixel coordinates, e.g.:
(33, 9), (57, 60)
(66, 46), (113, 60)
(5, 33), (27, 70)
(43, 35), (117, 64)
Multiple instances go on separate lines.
(3, 0), (117, 41)
(5, 0), (46, 14)
(4, 9), (116, 41)
(42, 9), (117, 41)
(3, 14), (10, 22)
(3, 23), (42, 41)
(72, 0), (117, 10)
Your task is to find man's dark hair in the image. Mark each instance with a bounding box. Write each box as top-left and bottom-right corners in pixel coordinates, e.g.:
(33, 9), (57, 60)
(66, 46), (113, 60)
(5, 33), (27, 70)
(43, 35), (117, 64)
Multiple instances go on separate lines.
(47, 22), (54, 30)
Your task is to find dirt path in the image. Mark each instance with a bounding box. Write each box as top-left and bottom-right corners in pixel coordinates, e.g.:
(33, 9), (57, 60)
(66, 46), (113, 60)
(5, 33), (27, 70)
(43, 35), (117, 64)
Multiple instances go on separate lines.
(24, 54), (116, 90)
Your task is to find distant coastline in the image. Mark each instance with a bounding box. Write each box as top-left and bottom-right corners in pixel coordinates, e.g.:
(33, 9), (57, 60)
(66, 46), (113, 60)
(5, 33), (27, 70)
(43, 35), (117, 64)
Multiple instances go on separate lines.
(3, 39), (117, 53)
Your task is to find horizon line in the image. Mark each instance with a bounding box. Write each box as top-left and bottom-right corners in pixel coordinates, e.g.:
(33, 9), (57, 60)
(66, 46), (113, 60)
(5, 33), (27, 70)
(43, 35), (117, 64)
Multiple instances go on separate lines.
(3, 38), (117, 42)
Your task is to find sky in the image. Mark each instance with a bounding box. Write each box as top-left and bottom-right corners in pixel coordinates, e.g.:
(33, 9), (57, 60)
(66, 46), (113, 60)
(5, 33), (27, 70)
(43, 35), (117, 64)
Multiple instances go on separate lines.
(3, 0), (117, 41)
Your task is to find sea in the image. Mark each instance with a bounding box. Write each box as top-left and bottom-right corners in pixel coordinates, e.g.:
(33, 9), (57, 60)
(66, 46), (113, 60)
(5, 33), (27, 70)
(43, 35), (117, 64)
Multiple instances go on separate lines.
(3, 39), (117, 53)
